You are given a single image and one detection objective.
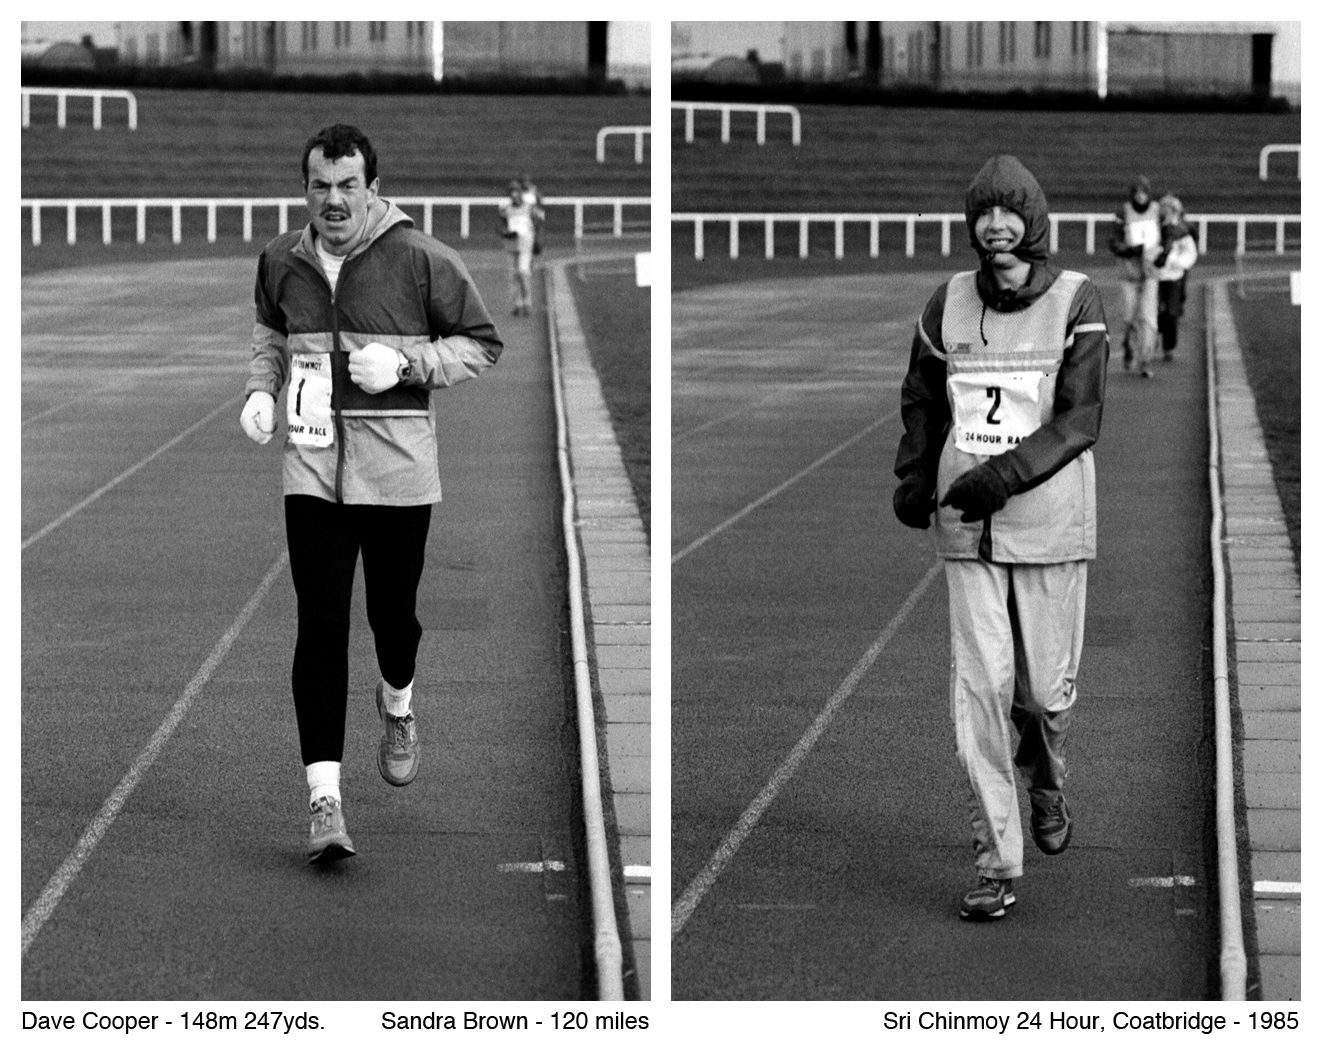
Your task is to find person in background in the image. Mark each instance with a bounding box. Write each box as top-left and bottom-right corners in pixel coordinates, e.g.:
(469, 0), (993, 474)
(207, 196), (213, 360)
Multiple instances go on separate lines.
(239, 124), (503, 864)
(1108, 176), (1161, 378)
(1154, 195), (1199, 362)
(498, 179), (541, 316)
(519, 172), (545, 256)
(893, 155), (1110, 922)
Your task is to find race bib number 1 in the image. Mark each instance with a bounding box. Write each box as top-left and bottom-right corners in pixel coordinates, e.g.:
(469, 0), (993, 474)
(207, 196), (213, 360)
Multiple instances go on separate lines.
(948, 371), (1045, 455)
(286, 353), (333, 448)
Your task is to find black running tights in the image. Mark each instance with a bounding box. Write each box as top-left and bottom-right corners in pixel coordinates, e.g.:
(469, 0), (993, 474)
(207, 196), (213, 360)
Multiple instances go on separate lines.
(285, 495), (432, 765)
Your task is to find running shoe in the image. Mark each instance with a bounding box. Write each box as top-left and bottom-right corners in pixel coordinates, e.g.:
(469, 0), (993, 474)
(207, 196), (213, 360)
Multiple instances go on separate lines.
(307, 796), (355, 864)
(1031, 794), (1073, 855)
(375, 682), (420, 787)
(959, 877), (1016, 921)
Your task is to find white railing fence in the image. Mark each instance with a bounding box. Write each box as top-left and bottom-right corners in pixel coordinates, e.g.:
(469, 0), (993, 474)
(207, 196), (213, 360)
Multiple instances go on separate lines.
(672, 101), (801, 146)
(20, 195), (650, 247)
(1259, 143), (1301, 181)
(673, 211), (1302, 260)
(21, 87), (138, 130)
(596, 125), (650, 164)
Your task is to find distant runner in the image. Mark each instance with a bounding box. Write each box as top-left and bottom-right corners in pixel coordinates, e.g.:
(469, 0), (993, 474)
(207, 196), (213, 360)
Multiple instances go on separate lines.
(498, 178), (543, 316)
(1109, 176), (1161, 378)
(238, 123), (503, 863)
(892, 154), (1110, 921)
(1155, 194), (1199, 361)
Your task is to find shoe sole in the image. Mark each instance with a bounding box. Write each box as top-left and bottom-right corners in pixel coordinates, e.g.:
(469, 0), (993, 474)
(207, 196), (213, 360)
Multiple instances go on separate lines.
(377, 751), (419, 787)
(308, 840), (356, 865)
(959, 893), (1016, 921)
(1034, 822), (1073, 856)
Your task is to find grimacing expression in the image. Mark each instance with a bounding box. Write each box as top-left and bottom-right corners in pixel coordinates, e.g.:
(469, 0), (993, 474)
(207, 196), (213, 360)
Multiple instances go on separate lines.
(974, 206), (1026, 259)
(306, 147), (378, 255)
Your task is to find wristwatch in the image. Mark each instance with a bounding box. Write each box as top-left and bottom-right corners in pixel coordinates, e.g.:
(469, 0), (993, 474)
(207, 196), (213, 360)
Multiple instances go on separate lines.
(395, 350), (412, 383)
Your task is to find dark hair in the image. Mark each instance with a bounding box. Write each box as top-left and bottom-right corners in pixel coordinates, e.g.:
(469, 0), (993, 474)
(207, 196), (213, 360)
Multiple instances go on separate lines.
(301, 124), (377, 187)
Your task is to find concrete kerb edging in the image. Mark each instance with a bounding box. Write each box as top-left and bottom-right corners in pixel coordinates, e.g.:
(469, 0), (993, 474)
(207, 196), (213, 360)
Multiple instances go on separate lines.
(545, 257), (651, 1000)
(1209, 276), (1301, 1001)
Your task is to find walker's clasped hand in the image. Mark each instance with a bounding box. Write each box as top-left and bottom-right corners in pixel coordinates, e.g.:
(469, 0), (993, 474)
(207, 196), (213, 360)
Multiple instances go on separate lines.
(239, 390), (276, 445)
(348, 341), (405, 394)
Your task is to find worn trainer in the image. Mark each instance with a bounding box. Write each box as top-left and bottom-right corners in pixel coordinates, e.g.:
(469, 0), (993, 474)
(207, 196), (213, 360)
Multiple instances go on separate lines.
(1031, 794), (1073, 855)
(375, 682), (420, 787)
(307, 796), (356, 864)
(959, 877), (1016, 921)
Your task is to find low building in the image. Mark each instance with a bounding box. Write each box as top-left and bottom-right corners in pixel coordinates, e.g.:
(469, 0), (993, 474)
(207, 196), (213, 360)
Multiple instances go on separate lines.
(110, 21), (649, 86)
(772, 20), (1298, 101)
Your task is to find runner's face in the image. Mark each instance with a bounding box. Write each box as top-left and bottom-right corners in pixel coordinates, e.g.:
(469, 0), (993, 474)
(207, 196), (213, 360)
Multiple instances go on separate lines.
(305, 148), (378, 256)
(974, 206), (1025, 259)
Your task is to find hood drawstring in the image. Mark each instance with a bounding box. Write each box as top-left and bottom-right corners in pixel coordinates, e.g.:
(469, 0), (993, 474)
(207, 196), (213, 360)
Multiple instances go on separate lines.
(980, 301), (989, 346)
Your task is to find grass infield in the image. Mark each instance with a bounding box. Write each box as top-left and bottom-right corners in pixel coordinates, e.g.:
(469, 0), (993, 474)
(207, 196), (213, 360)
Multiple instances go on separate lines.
(672, 104), (1300, 215)
(568, 268), (651, 537)
(1228, 286), (1301, 572)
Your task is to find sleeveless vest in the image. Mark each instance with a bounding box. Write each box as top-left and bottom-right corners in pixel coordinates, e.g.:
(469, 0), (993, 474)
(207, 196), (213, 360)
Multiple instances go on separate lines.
(934, 271), (1097, 563)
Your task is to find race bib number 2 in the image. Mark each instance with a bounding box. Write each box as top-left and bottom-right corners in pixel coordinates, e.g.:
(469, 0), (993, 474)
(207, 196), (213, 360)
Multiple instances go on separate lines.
(286, 353), (333, 448)
(948, 371), (1045, 455)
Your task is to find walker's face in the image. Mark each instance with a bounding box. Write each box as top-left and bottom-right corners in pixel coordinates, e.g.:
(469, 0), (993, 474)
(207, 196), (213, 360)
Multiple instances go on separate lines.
(306, 148), (378, 255)
(974, 206), (1026, 258)
(1132, 189), (1151, 207)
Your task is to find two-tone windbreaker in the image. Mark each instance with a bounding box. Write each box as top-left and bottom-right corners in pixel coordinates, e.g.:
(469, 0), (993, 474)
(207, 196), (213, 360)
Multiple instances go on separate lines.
(895, 156), (1110, 563)
(245, 198), (503, 506)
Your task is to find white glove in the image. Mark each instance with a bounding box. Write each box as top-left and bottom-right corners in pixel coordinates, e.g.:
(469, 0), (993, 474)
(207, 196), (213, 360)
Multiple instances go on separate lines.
(240, 391), (276, 445)
(348, 341), (402, 394)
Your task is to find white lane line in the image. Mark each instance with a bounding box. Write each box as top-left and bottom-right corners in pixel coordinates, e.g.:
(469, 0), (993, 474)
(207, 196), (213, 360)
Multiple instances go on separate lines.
(673, 360), (903, 445)
(1129, 876), (1197, 888)
(22, 396), (87, 427)
(22, 395), (243, 552)
(671, 561), (942, 936)
(21, 551), (289, 957)
(624, 865), (650, 880)
(497, 861), (567, 874)
(671, 409), (898, 565)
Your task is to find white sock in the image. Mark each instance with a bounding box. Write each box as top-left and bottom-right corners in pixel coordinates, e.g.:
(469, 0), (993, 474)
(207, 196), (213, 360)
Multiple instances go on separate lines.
(306, 761), (341, 807)
(381, 677), (413, 717)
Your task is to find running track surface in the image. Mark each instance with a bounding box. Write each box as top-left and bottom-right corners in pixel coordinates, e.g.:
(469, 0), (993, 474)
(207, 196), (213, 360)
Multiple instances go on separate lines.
(22, 250), (588, 999)
(672, 269), (1215, 1000)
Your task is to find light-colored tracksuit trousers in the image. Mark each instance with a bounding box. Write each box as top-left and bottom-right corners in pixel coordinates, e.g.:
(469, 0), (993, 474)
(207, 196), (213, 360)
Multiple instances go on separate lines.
(1120, 275), (1159, 370)
(946, 558), (1088, 879)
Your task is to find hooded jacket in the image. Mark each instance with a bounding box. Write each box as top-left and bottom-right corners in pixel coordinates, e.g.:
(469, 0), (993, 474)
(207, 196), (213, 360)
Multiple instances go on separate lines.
(246, 197), (503, 505)
(894, 154), (1110, 562)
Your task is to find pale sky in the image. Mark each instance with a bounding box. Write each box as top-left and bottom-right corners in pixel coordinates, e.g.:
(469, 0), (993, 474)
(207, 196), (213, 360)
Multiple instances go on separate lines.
(672, 21), (784, 63)
(22, 21), (118, 47)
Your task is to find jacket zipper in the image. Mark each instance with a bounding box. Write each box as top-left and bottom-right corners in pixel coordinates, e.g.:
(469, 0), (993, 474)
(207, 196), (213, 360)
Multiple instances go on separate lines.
(329, 277), (346, 505)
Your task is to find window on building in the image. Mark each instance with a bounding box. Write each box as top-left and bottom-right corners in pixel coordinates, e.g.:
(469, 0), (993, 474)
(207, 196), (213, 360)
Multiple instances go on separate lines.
(279, 22), (287, 55)
(146, 32), (160, 65)
(975, 22), (983, 67)
(943, 30), (951, 72)
(1081, 22), (1089, 54)
(1034, 22), (1051, 59)
(966, 23), (974, 68)
(1008, 23), (1016, 61)
(886, 36), (895, 75)
(343, 22), (350, 46)
(407, 21), (413, 40)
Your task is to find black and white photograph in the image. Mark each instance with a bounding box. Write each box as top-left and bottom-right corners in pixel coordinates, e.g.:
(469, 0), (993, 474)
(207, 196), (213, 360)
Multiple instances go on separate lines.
(21, 20), (652, 1004)
(670, 19), (1300, 1003)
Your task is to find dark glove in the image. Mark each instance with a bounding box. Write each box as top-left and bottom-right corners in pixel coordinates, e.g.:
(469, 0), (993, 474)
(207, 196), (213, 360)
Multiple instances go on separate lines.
(893, 473), (937, 530)
(939, 463), (1010, 523)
